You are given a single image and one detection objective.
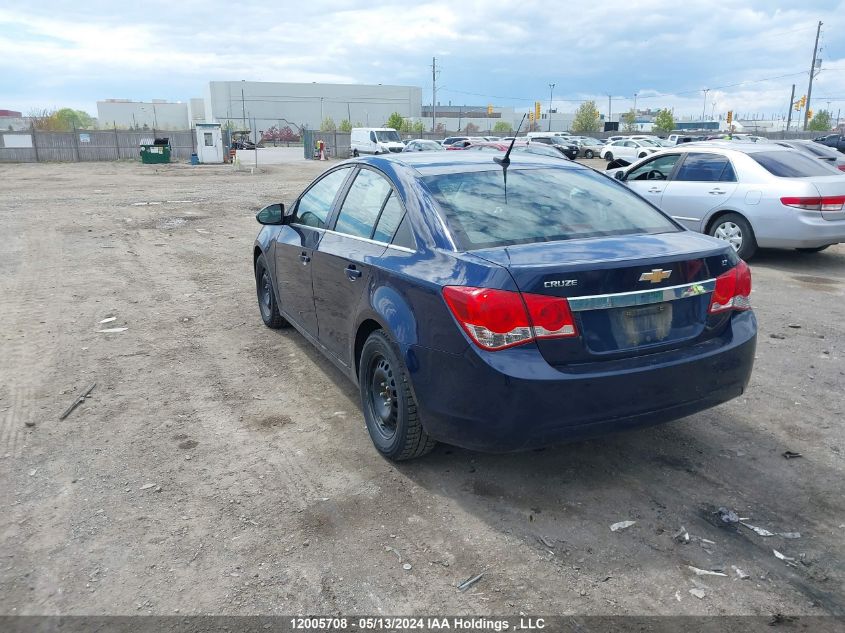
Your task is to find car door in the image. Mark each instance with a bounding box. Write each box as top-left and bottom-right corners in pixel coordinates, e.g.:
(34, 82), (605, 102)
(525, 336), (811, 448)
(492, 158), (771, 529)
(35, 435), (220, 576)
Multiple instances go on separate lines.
(274, 166), (352, 337)
(658, 152), (740, 230)
(623, 153), (682, 205)
(311, 167), (407, 367)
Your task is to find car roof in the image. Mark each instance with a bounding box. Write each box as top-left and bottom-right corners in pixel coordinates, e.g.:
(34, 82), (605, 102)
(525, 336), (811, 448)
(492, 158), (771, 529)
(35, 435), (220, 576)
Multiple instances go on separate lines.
(666, 141), (794, 155)
(353, 150), (585, 176)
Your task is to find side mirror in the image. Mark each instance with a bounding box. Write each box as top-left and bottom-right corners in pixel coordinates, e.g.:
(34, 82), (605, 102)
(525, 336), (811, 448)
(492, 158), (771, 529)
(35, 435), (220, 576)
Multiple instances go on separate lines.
(614, 171), (625, 181)
(256, 203), (285, 225)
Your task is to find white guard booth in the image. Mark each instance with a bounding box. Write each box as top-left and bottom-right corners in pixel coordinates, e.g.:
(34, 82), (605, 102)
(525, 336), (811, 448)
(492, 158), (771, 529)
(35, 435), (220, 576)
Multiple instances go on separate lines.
(195, 123), (223, 163)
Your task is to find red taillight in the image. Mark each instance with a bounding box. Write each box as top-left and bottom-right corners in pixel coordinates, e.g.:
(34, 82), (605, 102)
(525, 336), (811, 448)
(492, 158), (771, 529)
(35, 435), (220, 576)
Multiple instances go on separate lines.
(442, 286), (577, 351)
(708, 260), (752, 314)
(781, 196), (845, 212)
(838, 165), (845, 172)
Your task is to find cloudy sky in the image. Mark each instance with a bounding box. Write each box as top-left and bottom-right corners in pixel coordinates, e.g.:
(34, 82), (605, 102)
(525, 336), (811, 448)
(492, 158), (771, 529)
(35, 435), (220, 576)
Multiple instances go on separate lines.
(2, 0), (844, 121)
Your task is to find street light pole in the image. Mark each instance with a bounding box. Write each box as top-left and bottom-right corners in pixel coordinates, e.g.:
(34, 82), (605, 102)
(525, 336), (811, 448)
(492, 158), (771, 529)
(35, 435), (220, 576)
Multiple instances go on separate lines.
(548, 83), (555, 132)
(701, 88), (710, 122)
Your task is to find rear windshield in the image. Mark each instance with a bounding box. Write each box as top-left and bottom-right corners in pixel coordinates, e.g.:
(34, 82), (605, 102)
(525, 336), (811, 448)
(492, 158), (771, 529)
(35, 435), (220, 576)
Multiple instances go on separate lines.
(422, 167), (680, 249)
(750, 151), (838, 177)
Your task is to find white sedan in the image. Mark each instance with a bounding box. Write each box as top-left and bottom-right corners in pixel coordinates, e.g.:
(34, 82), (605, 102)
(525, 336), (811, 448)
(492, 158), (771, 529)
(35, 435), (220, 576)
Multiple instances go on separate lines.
(600, 138), (661, 163)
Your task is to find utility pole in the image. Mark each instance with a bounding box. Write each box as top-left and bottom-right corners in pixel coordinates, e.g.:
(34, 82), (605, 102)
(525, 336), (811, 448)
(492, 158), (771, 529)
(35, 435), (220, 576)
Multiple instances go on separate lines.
(804, 20), (822, 130)
(431, 57), (437, 133)
(548, 83), (555, 132)
(607, 95), (612, 123)
(241, 81), (247, 129)
(701, 88), (709, 122)
(786, 84), (795, 133)
(633, 92), (637, 115)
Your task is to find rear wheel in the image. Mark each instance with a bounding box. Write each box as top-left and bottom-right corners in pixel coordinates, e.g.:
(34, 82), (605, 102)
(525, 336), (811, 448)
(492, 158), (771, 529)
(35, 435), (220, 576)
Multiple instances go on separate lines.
(709, 213), (757, 261)
(585, 149), (594, 159)
(255, 254), (288, 329)
(352, 149), (359, 157)
(796, 245), (830, 253)
(359, 331), (435, 460)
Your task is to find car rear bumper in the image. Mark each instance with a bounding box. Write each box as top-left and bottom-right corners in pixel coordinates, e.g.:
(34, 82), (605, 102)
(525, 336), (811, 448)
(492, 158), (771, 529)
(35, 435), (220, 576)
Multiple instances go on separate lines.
(756, 210), (845, 248)
(406, 311), (756, 452)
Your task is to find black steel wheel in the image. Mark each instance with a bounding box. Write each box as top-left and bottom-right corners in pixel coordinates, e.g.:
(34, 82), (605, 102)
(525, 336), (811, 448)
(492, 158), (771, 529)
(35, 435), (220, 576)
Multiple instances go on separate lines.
(255, 254), (288, 329)
(359, 330), (435, 460)
(604, 152), (613, 162)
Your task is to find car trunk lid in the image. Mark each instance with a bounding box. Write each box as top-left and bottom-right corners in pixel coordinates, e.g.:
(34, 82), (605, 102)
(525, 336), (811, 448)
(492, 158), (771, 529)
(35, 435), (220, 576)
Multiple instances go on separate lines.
(472, 232), (736, 365)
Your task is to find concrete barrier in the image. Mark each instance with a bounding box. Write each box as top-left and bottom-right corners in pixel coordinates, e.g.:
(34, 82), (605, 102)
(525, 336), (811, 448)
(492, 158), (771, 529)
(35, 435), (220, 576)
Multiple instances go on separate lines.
(234, 147), (308, 165)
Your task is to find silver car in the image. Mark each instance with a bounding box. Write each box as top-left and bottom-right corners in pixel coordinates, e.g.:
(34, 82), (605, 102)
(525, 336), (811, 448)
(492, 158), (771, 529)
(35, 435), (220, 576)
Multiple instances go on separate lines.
(606, 142), (845, 259)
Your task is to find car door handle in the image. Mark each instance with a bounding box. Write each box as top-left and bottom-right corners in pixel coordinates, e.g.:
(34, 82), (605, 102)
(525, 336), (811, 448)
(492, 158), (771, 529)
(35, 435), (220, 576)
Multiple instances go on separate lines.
(708, 189), (727, 195)
(299, 252), (311, 264)
(647, 188), (662, 193)
(345, 265), (362, 281)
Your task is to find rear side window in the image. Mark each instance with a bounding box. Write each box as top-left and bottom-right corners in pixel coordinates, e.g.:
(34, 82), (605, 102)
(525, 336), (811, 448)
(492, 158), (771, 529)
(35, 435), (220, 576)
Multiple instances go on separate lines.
(675, 153), (736, 182)
(372, 193), (404, 242)
(751, 151), (838, 177)
(391, 215), (415, 249)
(334, 169), (392, 238)
(423, 167), (679, 250)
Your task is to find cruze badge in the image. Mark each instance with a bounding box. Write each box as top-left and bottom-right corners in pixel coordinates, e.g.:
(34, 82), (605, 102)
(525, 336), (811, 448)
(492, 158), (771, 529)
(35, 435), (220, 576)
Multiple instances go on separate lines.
(639, 269), (672, 284)
(544, 279), (578, 288)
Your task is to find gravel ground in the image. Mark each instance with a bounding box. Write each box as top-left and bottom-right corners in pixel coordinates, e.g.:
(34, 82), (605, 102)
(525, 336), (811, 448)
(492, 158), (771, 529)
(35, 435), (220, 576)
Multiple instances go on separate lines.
(0, 159), (843, 617)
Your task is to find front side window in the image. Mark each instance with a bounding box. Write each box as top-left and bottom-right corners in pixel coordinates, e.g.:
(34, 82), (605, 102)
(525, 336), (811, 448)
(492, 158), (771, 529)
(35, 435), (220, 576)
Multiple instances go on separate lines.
(369, 131), (377, 143)
(675, 153), (736, 182)
(626, 154), (680, 181)
(334, 169), (392, 239)
(423, 167), (679, 250)
(376, 130), (401, 143)
(294, 167), (351, 228)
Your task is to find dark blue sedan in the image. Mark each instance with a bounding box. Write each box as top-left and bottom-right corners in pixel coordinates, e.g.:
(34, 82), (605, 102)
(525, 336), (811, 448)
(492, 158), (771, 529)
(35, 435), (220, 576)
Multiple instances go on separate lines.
(253, 153), (756, 459)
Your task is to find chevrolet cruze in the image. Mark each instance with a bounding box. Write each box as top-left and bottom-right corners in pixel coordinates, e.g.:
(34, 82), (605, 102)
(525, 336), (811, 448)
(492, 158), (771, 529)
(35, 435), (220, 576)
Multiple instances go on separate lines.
(253, 152), (756, 460)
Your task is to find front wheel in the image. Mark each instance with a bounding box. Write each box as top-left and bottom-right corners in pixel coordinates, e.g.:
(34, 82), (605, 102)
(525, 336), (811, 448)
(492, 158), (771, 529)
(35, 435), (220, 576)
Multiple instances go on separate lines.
(796, 245), (830, 253)
(709, 213), (757, 261)
(585, 150), (594, 159)
(604, 152), (613, 162)
(255, 254), (288, 329)
(359, 331), (436, 460)
(352, 149), (359, 157)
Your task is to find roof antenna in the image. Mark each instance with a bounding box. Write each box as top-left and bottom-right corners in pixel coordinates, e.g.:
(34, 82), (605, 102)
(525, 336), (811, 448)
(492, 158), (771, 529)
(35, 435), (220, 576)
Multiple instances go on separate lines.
(494, 113), (527, 203)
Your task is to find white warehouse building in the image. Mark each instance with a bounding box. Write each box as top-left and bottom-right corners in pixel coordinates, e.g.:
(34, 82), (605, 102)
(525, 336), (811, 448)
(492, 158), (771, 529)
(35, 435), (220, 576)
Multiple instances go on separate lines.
(204, 81), (422, 133)
(96, 99), (189, 130)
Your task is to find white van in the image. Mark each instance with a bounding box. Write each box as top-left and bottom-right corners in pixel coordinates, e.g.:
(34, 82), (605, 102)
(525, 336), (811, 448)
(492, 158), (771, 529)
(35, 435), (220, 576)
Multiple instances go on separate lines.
(350, 128), (405, 156)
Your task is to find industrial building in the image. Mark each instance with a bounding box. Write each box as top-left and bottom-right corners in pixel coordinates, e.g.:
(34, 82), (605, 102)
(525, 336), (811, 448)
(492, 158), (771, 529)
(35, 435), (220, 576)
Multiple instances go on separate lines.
(96, 99), (190, 130)
(203, 81), (422, 134)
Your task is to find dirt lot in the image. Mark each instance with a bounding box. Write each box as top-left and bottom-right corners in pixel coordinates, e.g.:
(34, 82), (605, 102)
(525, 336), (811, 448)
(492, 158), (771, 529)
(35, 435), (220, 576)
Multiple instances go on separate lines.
(1, 159), (843, 617)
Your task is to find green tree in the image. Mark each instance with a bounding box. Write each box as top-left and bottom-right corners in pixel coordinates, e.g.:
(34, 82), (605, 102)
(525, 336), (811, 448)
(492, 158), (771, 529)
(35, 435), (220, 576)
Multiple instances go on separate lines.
(571, 101), (601, 133)
(400, 118), (413, 134)
(621, 109), (637, 132)
(385, 112), (404, 130)
(412, 120), (425, 134)
(338, 119), (352, 133)
(320, 116), (336, 131)
(492, 120), (512, 134)
(652, 108), (675, 134)
(807, 110), (832, 132)
(29, 107), (96, 131)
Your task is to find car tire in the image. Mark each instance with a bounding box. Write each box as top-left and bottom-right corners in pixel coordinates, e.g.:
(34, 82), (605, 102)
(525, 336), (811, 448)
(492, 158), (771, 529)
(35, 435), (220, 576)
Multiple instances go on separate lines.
(605, 152), (613, 162)
(709, 213), (757, 261)
(796, 245), (830, 253)
(359, 330), (436, 461)
(352, 149), (359, 157)
(255, 254), (288, 329)
(585, 150), (594, 159)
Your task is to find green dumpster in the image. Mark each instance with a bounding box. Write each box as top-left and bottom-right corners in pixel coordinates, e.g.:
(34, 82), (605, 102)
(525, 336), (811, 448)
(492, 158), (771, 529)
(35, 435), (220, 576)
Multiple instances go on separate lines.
(139, 140), (171, 164)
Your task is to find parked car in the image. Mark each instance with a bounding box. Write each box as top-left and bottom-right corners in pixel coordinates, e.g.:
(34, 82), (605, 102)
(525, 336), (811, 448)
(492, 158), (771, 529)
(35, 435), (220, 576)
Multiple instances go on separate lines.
(252, 152), (756, 459)
(350, 127), (404, 156)
(445, 139), (473, 150)
(772, 140), (845, 172)
(441, 136), (469, 147)
(572, 137), (605, 158)
(600, 139), (660, 163)
(468, 141), (567, 160)
(526, 134), (578, 159)
(814, 134), (845, 153)
(483, 136), (501, 142)
(606, 142), (845, 259)
(403, 139), (445, 152)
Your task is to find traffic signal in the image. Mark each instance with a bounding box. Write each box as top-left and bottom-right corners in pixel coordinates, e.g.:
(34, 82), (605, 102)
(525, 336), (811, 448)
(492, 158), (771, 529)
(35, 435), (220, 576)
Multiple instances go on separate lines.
(534, 101), (541, 122)
(529, 111), (534, 123)
(800, 95), (807, 109)
(726, 110), (733, 125)
(794, 101), (801, 112)
(487, 104), (493, 115)
(807, 108), (813, 120)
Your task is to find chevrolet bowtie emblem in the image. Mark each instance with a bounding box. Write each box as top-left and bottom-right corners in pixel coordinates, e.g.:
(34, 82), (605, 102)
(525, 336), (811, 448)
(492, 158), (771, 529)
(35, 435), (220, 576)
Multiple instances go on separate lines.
(639, 268), (672, 284)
